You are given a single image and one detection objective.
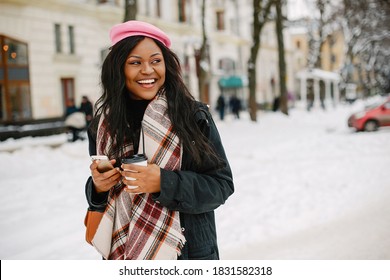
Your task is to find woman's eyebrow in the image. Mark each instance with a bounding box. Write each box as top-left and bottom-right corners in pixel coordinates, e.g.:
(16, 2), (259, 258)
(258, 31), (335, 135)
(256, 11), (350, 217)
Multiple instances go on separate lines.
(128, 52), (162, 59)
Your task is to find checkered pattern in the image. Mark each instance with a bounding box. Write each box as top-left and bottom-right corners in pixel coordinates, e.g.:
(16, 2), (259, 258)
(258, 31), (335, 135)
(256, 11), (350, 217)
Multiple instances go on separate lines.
(92, 92), (185, 259)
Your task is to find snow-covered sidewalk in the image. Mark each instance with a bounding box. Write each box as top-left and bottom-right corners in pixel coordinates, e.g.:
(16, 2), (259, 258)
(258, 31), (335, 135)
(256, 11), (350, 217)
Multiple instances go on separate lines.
(221, 194), (390, 259)
(1, 101), (390, 260)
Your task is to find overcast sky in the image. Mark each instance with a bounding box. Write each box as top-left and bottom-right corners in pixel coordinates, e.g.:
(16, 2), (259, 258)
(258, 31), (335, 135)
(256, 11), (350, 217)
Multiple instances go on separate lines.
(287, 0), (315, 20)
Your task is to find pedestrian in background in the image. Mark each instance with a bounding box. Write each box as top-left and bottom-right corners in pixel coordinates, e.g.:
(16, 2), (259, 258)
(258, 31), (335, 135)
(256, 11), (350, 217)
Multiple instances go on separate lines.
(65, 98), (85, 142)
(229, 95), (241, 119)
(79, 95), (93, 129)
(216, 94), (226, 120)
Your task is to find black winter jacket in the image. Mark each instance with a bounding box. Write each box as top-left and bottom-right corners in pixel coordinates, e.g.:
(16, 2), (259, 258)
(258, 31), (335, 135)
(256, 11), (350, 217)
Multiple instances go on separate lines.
(85, 102), (234, 260)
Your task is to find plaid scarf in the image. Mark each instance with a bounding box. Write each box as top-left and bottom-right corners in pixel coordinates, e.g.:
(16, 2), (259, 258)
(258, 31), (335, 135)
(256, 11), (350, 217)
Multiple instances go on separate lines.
(91, 92), (186, 260)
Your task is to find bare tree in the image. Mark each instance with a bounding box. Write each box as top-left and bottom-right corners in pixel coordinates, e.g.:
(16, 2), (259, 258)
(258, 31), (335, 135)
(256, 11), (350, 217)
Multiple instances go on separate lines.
(308, 0), (390, 96)
(124, 0), (137, 22)
(303, 0), (341, 105)
(275, 0), (288, 115)
(196, 0), (210, 103)
(248, 0), (274, 121)
(341, 0), (390, 96)
(305, 0), (340, 69)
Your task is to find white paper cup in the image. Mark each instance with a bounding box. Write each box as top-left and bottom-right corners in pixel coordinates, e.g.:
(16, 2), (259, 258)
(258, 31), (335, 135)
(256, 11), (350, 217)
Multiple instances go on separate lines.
(122, 154), (148, 189)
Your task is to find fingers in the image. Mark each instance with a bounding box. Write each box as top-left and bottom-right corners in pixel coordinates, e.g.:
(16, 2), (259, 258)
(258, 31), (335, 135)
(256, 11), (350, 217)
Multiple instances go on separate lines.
(121, 164), (161, 194)
(89, 159), (99, 171)
(89, 160), (161, 194)
(121, 163), (146, 173)
(93, 169), (122, 193)
(121, 169), (143, 192)
(90, 159), (121, 193)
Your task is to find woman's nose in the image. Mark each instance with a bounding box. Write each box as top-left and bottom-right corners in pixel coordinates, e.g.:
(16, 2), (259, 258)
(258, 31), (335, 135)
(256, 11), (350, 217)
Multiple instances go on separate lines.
(141, 63), (154, 74)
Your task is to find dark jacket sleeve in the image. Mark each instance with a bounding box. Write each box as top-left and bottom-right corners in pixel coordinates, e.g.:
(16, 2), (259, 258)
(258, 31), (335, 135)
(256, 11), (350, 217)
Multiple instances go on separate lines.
(152, 105), (234, 214)
(85, 126), (109, 212)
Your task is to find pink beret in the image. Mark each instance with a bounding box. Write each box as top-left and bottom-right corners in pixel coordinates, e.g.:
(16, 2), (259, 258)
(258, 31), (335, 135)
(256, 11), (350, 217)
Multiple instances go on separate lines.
(110, 20), (171, 48)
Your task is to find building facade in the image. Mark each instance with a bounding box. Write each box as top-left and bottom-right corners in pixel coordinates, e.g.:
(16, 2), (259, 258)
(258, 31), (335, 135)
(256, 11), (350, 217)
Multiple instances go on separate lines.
(0, 0), (301, 125)
(0, 0), (124, 123)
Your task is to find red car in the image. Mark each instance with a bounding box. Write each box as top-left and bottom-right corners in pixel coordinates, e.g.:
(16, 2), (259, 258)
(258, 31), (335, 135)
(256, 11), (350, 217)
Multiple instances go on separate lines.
(348, 97), (390, 132)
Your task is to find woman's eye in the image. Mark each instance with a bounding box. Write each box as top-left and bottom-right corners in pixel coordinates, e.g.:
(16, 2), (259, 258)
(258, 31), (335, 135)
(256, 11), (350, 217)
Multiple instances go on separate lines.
(128, 61), (140, 65)
(152, 59), (161, 64)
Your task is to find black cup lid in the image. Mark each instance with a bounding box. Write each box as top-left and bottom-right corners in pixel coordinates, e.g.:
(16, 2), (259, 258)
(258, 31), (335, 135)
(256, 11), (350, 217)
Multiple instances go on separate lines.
(121, 154), (148, 164)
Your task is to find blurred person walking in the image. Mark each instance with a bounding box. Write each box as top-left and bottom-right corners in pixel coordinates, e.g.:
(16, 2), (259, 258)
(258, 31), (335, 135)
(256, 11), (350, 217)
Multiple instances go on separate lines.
(216, 94), (226, 120)
(65, 98), (85, 142)
(79, 95), (93, 129)
(229, 95), (241, 119)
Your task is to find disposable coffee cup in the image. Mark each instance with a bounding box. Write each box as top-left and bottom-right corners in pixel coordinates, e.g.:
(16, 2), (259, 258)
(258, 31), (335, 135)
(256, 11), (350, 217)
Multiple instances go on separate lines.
(121, 154), (148, 189)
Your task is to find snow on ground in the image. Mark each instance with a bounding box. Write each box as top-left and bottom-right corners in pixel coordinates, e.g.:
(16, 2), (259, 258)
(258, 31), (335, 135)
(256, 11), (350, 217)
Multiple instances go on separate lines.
(0, 100), (389, 260)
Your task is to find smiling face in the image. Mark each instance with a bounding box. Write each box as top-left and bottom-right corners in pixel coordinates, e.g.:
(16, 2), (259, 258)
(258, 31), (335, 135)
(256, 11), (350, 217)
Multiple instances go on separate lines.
(124, 37), (166, 100)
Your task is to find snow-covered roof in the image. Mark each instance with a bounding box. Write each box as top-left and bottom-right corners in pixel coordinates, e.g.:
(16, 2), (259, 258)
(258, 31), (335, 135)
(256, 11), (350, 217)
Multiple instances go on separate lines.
(296, 68), (341, 81)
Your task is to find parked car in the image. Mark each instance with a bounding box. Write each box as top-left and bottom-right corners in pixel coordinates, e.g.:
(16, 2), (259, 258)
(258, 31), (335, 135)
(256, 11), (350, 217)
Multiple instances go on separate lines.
(348, 97), (390, 132)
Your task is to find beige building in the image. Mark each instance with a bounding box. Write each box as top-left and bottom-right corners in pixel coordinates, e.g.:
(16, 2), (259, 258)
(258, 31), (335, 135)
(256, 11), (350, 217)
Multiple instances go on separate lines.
(321, 30), (345, 72)
(0, 0), (122, 122)
(0, 0), (303, 125)
(290, 21), (346, 108)
(0, 0), (254, 123)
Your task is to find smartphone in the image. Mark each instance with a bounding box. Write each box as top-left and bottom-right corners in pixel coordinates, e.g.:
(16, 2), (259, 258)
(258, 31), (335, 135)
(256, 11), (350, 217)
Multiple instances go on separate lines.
(91, 155), (114, 173)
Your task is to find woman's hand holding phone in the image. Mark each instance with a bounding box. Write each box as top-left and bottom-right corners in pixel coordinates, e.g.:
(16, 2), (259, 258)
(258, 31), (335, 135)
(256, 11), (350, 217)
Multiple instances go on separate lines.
(91, 155), (114, 172)
(90, 155), (121, 193)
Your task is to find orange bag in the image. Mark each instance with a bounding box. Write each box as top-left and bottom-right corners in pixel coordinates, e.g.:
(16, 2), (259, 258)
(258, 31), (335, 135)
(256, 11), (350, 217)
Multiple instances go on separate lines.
(84, 210), (104, 245)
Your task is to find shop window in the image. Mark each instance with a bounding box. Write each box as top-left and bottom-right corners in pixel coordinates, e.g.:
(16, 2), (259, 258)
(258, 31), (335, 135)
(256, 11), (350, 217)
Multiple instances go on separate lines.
(9, 84), (31, 120)
(0, 35), (32, 122)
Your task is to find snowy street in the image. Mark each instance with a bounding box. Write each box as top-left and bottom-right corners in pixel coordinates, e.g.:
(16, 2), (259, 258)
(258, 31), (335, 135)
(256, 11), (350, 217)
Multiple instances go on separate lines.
(1, 100), (390, 260)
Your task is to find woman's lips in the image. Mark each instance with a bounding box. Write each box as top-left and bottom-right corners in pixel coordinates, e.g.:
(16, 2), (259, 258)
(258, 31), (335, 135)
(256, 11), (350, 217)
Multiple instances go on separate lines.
(137, 79), (156, 88)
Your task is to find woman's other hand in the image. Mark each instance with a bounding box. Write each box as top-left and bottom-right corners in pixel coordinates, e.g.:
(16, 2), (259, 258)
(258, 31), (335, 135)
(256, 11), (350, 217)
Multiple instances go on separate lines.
(121, 163), (161, 194)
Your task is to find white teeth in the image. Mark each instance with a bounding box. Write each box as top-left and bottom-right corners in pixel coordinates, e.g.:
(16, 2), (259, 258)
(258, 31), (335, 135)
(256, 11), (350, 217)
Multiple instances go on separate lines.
(138, 79), (155, 84)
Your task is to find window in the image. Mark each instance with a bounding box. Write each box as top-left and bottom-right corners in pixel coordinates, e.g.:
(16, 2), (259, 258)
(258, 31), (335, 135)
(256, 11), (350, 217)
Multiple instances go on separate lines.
(0, 35), (32, 122)
(216, 10), (225, 31)
(9, 84), (31, 120)
(178, 0), (192, 23)
(178, 0), (186, 22)
(331, 54), (336, 63)
(156, 0), (161, 17)
(55, 23), (62, 53)
(61, 78), (75, 114)
(68, 25), (75, 54)
(5, 40), (28, 65)
(218, 58), (235, 73)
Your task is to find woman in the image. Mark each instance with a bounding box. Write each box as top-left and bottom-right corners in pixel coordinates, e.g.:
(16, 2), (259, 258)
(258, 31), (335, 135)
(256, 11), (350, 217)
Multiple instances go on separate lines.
(85, 20), (234, 260)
